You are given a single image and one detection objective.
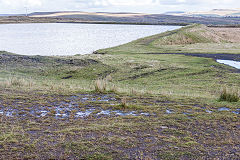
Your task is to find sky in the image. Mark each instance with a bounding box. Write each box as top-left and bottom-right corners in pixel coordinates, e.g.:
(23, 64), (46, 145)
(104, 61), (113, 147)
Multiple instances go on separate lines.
(0, 0), (239, 14)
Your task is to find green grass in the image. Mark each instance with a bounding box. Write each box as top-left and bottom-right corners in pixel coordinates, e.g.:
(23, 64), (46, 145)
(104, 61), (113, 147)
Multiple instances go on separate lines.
(1, 48), (240, 102)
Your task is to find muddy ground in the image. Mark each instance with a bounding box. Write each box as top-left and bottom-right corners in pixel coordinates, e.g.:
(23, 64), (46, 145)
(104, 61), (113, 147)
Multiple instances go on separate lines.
(148, 53), (240, 61)
(0, 90), (239, 159)
(0, 52), (99, 68)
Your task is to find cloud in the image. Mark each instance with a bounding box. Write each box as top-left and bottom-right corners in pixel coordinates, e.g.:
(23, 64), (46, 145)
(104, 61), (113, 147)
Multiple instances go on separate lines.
(107, 0), (155, 6)
(1, 0), (43, 7)
(0, 0), (239, 14)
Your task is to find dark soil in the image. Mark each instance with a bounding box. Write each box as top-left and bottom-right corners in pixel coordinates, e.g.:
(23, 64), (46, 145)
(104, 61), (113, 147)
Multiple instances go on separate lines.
(148, 53), (240, 61)
(0, 52), (99, 68)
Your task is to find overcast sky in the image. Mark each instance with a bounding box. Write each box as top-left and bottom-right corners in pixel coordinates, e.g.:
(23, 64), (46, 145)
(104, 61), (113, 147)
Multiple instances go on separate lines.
(0, 0), (239, 14)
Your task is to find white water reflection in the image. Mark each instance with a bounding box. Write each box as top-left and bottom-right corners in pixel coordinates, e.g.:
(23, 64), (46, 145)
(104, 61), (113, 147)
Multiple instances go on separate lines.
(0, 23), (181, 56)
(217, 60), (240, 69)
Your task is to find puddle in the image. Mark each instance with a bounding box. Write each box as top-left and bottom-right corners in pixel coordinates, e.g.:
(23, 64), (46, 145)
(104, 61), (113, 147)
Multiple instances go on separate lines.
(218, 107), (230, 111)
(97, 110), (111, 115)
(0, 94), (151, 119)
(1, 106), (238, 117)
(232, 109), (240, 115)
(71, 94), (117, 103)
(76, 109), (95, 118)
(206, 108), (239, 114)
(0, 94), (238, 119)
(164, 107), (239, 115)
(217, 60), (240, 69)
(166, 109), (174, 114)
(206, 110), (213, 113)
(97, 110), (150, 117)
(0, 106), (151, 119)
(140, 112), (150, 116)
(40, 111), (48, 117)
(113, 110), (138, 116)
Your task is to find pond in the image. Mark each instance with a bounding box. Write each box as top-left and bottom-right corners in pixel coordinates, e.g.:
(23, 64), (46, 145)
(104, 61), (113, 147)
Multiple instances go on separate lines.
(217, 59), (240, 69)
(0, 23), (181, 56)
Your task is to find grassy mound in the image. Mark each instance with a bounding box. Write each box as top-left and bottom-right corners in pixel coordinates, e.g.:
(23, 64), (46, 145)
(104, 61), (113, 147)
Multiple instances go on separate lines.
(151, 24), (229, 45)
(99, 24), (240, 54)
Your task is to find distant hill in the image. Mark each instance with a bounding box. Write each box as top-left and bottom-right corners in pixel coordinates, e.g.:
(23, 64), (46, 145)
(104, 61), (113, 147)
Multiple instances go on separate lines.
(1, 11), (240, 26)
(164, 11), (185, 15)
(29, 11), (149, 18)
(0, 14), (21, 16)
(169, 9), (240, 17)
(27, 11), (240, 25)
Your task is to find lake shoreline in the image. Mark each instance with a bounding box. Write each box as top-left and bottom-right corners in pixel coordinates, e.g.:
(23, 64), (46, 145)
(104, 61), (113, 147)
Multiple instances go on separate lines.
(1, 16), (240, 28)
(0, 16), (188, 26)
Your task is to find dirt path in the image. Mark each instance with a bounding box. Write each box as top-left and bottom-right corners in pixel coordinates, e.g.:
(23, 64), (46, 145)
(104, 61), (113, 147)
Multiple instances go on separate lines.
(148, 53), (240, 61)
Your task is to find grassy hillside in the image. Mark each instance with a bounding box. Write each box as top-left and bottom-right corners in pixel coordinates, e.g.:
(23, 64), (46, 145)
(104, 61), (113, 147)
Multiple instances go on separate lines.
(151, 24), (229, 45)
(99, 24), (240, 54)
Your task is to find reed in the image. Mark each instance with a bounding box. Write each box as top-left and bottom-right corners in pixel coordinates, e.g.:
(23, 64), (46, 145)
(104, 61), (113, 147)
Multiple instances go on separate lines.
(94, 79), (107, 93)
(219, 87), (239, 102)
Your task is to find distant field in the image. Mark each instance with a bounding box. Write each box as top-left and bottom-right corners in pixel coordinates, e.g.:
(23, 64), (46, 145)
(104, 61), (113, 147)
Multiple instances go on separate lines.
(171, 9), (240, 17)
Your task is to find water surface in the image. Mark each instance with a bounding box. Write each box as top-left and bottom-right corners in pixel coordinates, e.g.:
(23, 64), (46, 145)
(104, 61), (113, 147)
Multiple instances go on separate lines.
(0, 23), (180, 56)
(217, 59), (240, 69)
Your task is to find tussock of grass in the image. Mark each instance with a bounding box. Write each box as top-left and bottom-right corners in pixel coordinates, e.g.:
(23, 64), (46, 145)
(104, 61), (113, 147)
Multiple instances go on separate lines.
(0, 77), (34, 88)
(219, 87), (239, 102)
(94, 79), (107, 93)
(105, 75), (113, 82)
(93, 76), (119, 93)
(120, 97), (127, 109)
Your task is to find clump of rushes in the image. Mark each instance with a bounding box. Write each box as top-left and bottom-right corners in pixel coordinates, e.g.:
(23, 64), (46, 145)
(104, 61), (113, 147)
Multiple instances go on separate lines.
(94, 75), (116, 93)
(130, 88), (137, 96)
(8, 77), (24, 87)
(94, 79), (107, 93)
(109, 84), (118, 93)
(1, 77), (34, 89)
(120, 97), (127, 109)
(105, 75), (113, 82)
(219, 87), (239, 102)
